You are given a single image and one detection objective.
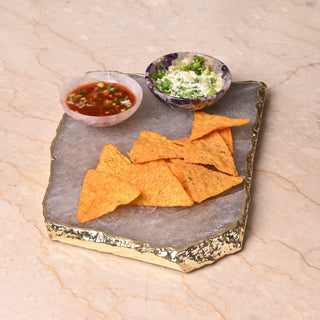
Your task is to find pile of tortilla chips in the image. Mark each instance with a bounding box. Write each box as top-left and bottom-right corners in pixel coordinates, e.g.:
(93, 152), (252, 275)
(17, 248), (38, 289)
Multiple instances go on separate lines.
(77, 112), (250, 223)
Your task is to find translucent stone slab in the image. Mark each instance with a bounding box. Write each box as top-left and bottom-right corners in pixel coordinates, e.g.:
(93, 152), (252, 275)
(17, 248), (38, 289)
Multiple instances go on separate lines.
(43, 75), (267, 272)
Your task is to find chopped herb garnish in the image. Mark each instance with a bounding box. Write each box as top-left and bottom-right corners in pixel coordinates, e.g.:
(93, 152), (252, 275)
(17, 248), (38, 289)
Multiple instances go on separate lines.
(106, 85), (116, 92)
(151, 56), (223, 99)
(65, 81), (135, 116)
(206, 88), (217, 96)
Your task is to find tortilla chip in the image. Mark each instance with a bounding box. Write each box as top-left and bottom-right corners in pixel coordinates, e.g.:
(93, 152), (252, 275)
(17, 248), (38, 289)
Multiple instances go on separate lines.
(183, 130), (238, 176)
(77, 169), (140, 223)
(173, 137), (189, 146)
(168, 159), (243, 203)
(128, 160), (193, 207)
(95, 145), (192, 206)
(96, 144), (132, 176)
(189, 112), (250, 141)
(127, 131), (184, 163)
(218, 127), (234, 153)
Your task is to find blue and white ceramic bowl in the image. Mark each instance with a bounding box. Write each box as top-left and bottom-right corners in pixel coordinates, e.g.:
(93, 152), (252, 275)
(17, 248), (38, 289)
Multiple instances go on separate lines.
(145, 52), (231, 111)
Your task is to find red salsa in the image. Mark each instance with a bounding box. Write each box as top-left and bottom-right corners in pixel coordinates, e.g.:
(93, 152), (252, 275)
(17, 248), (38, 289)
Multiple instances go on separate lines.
(66, 81), (136, 116)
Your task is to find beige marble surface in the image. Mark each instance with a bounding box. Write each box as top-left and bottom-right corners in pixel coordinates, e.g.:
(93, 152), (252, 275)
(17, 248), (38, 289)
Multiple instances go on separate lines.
(1, 0), (319, 319)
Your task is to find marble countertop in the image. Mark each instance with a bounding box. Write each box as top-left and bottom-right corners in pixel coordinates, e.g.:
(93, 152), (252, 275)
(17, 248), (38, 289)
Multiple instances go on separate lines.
(1, 1), (319, 319)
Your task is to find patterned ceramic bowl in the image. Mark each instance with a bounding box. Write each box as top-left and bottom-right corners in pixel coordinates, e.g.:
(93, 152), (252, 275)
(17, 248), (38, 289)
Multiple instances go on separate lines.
(59, 71), (143, 127)
(145, 52), (231, 111)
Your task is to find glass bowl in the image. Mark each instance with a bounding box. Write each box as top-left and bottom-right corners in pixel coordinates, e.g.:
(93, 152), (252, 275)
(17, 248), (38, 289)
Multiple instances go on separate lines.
(145, 52), (231, 111)
(59, 71), (143, 127)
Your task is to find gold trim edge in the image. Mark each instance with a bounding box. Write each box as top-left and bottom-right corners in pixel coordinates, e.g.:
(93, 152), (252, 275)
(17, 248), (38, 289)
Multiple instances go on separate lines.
(42, 80), (267, 273)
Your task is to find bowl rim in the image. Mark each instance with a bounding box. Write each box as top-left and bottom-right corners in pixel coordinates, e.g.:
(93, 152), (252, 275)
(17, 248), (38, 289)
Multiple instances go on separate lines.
(60, 72), (143, 122)
(145, 52), (231, 102)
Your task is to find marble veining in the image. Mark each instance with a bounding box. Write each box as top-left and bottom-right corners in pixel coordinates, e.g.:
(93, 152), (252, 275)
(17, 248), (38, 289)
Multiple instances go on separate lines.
(0, 0), (319, 319)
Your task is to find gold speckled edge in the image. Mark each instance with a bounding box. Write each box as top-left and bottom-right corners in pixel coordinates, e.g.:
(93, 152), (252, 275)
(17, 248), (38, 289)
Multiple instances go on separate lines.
(42, 80), (267, 273)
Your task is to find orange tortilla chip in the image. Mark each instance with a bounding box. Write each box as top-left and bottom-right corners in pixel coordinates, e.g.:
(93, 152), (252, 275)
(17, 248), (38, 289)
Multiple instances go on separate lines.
(218, 127), (234, 153)
(127, 131), (184, 163)
(173, 137), (189, 146)
(189, 112), (250, 141)
(183, 130), (238, 176)
(168, 159), (243, 203)
(96, 144), (132, 176)
(128, 160), (193, 207)
(95, 145), (192, 207)
(77, 169), (140, 223)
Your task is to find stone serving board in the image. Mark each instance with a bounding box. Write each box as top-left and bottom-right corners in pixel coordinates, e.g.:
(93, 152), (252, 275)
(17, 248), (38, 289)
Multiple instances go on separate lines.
(43, 75), (267, 272)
